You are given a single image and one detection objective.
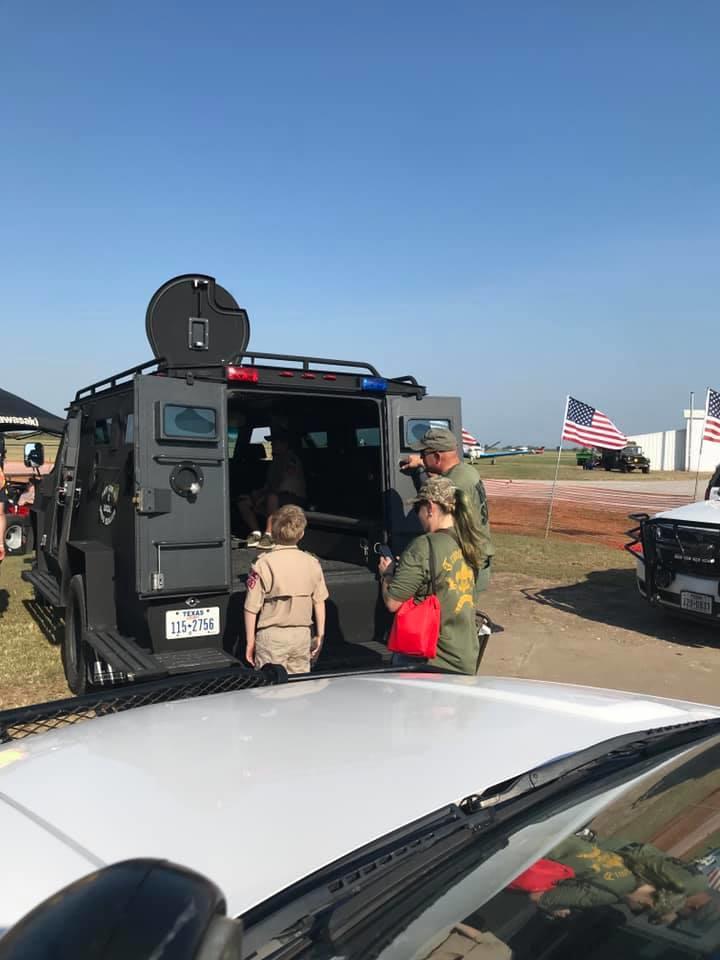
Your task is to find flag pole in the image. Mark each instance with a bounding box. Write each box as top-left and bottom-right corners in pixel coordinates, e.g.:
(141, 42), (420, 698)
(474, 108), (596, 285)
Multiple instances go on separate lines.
(545, 395), (569, 540)
(693, 388), (708, 501)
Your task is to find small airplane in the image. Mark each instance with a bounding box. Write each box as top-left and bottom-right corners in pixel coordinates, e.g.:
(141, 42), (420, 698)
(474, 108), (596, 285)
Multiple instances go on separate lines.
(462, 429), (545, 461)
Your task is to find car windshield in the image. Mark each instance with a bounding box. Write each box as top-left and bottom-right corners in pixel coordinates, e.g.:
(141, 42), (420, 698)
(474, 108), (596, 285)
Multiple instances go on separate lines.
(624, 445), (643, 455)
(243, 732), (720, 960)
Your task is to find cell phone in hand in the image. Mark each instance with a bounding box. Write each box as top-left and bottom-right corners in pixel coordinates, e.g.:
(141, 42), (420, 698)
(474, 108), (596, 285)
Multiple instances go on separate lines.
(376, 544), (394, 561)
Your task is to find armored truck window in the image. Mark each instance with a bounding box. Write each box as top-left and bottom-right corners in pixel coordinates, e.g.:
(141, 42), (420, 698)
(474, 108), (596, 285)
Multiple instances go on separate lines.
(161, 404), (217, 441)
(124, 414), (134, 445)
(356, 427), (380, 447)
(94, 418), (113, 445)
(403, 417), (451, 449)
(302, 431), (329, 449)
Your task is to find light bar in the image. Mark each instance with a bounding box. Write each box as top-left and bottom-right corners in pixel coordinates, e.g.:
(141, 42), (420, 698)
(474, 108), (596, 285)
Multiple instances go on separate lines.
(361, 376), (388, 393)
(226, 366), (259, 383)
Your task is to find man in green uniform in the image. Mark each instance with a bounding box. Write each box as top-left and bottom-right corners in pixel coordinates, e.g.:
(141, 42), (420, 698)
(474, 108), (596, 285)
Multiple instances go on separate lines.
(402, 427), (494, 593)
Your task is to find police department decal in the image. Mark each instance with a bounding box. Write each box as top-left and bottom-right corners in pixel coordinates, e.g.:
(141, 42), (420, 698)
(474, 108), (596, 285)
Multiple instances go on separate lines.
(99, 483), (119, 526)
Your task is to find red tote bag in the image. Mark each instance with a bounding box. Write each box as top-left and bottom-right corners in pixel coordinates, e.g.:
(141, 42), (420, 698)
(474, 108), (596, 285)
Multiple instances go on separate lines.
(388, 536), (441, 659)
(508, 859), (575, 893)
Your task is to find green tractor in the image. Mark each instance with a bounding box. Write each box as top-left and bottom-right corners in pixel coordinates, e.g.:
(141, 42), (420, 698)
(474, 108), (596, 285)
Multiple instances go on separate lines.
(576, 448), (600, 469)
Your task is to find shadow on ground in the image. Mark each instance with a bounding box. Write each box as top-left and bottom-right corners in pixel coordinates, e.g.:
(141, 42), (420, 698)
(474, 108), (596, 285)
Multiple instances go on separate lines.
(0, 590), (8, 616)
(523, 568), (720, 648)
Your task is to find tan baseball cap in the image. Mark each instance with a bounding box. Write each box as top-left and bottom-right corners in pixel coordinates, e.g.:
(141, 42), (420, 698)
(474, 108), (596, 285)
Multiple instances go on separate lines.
(408, 427), (458, 453)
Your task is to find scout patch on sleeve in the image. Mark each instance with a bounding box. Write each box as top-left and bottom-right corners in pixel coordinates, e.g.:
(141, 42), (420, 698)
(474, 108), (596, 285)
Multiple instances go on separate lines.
(247, 570), (259, 590)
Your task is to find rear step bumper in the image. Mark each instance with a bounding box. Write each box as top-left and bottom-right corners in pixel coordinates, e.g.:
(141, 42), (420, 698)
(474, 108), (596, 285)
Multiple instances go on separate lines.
(87, 629), (240, 681)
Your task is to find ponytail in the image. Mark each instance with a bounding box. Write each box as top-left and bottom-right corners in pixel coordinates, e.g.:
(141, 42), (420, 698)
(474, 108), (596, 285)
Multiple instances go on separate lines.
(452, 488), (487, 573)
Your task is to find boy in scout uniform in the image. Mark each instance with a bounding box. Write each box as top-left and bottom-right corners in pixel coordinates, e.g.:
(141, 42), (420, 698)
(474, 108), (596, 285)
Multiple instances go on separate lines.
(244, 505), (328, 673)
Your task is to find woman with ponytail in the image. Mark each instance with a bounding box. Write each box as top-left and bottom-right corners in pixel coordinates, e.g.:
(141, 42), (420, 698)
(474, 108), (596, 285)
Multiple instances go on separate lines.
(378, 476), (484, 674)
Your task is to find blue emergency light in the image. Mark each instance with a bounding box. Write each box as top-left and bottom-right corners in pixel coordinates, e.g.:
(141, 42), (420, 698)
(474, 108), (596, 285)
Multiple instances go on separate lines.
(361, 377), (388, 393)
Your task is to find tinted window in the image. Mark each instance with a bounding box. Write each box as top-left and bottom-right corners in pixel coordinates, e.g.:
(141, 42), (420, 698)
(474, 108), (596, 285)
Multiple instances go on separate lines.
(405, 418), (451, 448)
(302, 431), (329, 449)
(124, 414), (134, 445)
(162, 404), (217, 440)
(356, 427), (380, 447)
(94, 418), (112, 445)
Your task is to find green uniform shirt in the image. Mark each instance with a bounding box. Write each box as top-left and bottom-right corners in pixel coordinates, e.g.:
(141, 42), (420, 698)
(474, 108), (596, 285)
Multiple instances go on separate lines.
(388, 529), (479, 675)
(444, 462), (494, 559)
(537, 837), (707, 915)
(537, 837), (638, 912)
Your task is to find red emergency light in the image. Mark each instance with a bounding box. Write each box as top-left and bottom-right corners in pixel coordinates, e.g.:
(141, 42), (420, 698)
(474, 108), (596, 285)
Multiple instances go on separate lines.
(226, 366), (259, 383)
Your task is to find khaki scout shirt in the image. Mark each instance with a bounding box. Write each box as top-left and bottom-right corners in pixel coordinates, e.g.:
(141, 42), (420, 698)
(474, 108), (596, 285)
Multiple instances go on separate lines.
(244, 546), (328, 629)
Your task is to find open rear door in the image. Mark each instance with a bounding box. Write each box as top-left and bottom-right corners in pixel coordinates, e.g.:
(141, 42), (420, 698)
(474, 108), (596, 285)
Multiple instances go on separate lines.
(134, 374), (230, 597)
(385, 395), (462, 550)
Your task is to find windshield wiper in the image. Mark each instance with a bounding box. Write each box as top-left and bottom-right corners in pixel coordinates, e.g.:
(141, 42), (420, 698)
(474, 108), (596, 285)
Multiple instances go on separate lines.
(474, 716), (720, 810)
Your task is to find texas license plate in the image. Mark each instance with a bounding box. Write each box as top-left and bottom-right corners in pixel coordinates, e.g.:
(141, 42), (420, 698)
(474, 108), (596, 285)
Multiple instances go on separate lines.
(680, 591), (713, 615)
(165, 607), (220, 639)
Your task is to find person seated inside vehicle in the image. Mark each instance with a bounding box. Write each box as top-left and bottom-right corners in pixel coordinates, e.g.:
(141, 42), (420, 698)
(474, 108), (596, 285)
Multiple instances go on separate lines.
(237, 428), (307, 549)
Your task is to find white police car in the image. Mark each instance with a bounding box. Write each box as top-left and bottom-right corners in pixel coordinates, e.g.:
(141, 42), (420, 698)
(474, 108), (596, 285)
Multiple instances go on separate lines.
(1, 669), (720, 959)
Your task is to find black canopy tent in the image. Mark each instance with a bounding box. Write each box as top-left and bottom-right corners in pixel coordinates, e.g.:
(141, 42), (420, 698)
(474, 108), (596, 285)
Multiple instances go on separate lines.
(0, 388), (65, 434)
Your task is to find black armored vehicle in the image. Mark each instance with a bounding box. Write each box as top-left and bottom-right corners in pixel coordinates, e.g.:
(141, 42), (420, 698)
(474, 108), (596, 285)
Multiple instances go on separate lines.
(25, 275), (464, 692)
(600, 444), (650, 473)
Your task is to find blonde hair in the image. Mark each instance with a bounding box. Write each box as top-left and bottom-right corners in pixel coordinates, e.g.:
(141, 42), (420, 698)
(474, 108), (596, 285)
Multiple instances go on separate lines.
(425, 488), (486, 573)
(271, 504), (307, 545)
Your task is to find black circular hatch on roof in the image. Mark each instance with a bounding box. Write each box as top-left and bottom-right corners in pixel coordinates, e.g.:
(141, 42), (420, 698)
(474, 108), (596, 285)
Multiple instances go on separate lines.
(145, 274), (251, 367)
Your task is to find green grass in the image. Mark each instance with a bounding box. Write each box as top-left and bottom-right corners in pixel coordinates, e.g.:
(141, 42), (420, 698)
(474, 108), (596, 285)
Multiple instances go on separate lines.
(491, 531), (633, 581)
(471, 450), (704, 483)
(0, 557), (68, 709)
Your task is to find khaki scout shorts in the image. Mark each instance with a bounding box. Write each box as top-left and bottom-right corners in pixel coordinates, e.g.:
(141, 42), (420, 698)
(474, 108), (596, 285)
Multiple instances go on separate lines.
(255, 626), (312, 674)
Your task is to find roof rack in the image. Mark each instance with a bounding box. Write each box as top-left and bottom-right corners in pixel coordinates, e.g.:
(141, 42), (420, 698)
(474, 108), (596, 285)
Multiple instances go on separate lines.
(75, 359), (161, 401)
(234, 351), (382, 377)
(73, 351), (424, 402)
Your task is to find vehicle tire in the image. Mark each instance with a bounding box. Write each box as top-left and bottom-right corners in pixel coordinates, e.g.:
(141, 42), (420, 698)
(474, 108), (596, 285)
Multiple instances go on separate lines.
(642, 467), (649, 474)
(4, 519), (33, 556)
(62, 575), (92, 696)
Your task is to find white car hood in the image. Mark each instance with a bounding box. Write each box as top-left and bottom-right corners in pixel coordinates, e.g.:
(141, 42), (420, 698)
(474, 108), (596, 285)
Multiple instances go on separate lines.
(1, 673), (718, 929)
(654, 499), (720, 523)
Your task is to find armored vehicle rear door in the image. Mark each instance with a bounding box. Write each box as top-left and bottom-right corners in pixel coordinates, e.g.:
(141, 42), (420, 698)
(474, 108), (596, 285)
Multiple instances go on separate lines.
(134, 374), (230, 597)
(38, 408), (81, 584)
(386, 395), (462, 549)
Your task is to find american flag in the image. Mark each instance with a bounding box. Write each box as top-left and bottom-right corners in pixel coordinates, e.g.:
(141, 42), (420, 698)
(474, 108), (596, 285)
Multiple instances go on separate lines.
(462, 427), (479, 446)
(703, 389), (720, 444)
(562, 396), (627, 450)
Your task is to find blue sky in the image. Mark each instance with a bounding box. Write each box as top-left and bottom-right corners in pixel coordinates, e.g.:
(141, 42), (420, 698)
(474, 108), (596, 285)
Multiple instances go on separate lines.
(2, 1), (718, 444)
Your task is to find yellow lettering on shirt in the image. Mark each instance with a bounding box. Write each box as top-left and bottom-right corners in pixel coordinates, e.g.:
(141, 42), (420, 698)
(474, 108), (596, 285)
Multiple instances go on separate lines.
(441, 550), (474, 614)
(576, 846), (631, 882)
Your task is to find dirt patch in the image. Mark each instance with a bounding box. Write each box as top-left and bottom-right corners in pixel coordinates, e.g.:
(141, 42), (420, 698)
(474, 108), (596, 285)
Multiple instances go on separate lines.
(480, 571), (720, 704)
(490, 493), (637, 549)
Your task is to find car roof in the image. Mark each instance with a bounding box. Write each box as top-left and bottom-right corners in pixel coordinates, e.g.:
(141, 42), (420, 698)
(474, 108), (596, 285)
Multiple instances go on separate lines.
(1, 673), (718, 927)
